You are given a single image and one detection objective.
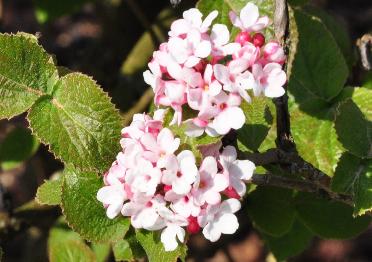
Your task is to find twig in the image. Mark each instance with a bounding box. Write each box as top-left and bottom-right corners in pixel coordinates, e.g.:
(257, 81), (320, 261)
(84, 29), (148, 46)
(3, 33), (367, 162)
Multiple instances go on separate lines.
(240, 148), (331, 188)
(273, 0), (294, 151)
(122, 88), (154, 126)
(250, 173), (354, 207)
(357, 33), (372, 71)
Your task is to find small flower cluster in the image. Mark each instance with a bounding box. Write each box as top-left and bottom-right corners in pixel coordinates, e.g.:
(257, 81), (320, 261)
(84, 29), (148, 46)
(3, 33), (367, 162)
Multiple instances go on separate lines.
(144, 2), (286, 137)
(97, 110), (255, 251)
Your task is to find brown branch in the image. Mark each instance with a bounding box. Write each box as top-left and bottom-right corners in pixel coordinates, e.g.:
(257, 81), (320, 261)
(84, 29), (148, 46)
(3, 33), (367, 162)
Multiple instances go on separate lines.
(240, 148), (331, 188)
(273, 0), (294, 151)
(250, 173), (354, 207)
(357, 33), (372, 71)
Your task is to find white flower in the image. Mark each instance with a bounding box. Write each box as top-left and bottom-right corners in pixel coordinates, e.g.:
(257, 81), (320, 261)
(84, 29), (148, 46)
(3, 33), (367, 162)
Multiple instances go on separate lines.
(125, 158), (162, 196)
(162, 150), (199, 195)
(169, 8), (218, 37)
(220, 146), (255, 197)
(252, 62), (286, 98)
(229, 2), (269, 32)
(121, 195), (166, 230)
(159, 206), (188, 251)
(198, 199), (241, 242)
(97, 184), (128, 219)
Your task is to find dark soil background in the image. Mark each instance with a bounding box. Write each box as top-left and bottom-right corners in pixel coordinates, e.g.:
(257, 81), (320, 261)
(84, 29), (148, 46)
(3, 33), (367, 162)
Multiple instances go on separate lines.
(0, 0), (371, 261)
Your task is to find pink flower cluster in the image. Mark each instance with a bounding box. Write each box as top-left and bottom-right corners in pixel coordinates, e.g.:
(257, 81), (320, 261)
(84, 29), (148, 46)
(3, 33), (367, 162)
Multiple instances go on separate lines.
(144, 2), (286, 137)
(97, 110), (255, 251)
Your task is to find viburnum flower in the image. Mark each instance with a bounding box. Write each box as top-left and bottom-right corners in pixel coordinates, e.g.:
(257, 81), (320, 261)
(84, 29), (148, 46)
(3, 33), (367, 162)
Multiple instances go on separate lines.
(97, 1), (286, 252)
(219, 146), (256, 197)
(252, 62), (286, 97)
(229, 2), (269, 32)
(97, 183), (128, 219)
(97, 109), (256, 251)
(161, 150), (198, 195)
(142, 2), (286, 138)
(198, 199), (241, 242)
(193, 156), (228, 205)
(169, 8), (218, 37)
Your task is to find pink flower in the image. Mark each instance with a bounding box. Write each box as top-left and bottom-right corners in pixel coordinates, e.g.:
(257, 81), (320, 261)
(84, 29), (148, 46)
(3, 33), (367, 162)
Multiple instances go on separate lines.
(184, 117), (218, 138)
(193, 156), (229, 205)
(210, 24), (241, 56)
(171, 194), (201, 218)
(214, 63), (256, 102)
(220, 146), (255, 197)
(140, 127), (180, 166)
(168, 32), (212, 68)
(263, 41), (286, 64)
(162, 150), (198, 195)
(158, 207), (188, 251)
(97, 184), (128, 219)
(121, 195), (166, 230)
(229, 3), (269, 32)
(252, 62), (286, 97)
(125, 158), (162, 197)
(208, 92), (246, 135)
(103, 161), (125, 186)
(198, 199), (241, 242)
(121, 110), (165, 140)
(169, 8), (218, 37)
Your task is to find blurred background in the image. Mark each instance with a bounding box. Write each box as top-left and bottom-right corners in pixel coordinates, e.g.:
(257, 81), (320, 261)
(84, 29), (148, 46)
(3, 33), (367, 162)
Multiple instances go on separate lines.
(0, 0), (371, 261)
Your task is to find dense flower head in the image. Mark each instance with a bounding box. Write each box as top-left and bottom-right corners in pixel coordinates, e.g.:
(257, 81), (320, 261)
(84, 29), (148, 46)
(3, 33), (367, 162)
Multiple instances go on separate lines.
(97, 110), (255, 251)
(98, 1), (286, 252)
(143, 2), (286, 137)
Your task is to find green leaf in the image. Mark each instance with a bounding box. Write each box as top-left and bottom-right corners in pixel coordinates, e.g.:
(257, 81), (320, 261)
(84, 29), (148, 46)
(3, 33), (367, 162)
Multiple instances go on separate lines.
(113, 239), (134, 262)
(295, 192), (371, 239)
(263, 219), (313, 261)
(247, 186), (296, 236)
(0, 127), (39, 170)
(136, 230), (187, 262)
(28, 73), (122, 173)
(91, 243), (111, 262)
(0, 33), (58, 119)
(61, 168), (130, 242)
(335, 88), (372, 159)
(113, 239), (138, 262)
(353, 86), (372, 119)
(290, 106), (344, 176)
(332, 153), (372, 216)
(237, 97), (274, 152)
(113, 229), (146, 261)
(288, 9), (348, 102)
(48, 218), (96, 262)
(303, 7), (354, 68)
(35, 175), (63, 206)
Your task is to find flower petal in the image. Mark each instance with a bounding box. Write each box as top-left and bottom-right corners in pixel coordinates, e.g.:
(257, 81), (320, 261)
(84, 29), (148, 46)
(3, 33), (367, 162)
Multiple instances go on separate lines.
(220, 198), (241, 214)
(217, 213), (239, 234)
(201, 10), (218, 31)
(230, 159), (255, 180)
(211, 24), (230, 46)
(240, 2), (259, 29)
(202, 222), (222, 242)
(195, 40), (212, 58)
